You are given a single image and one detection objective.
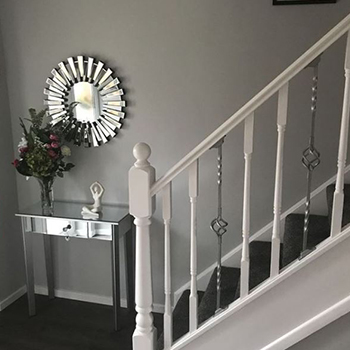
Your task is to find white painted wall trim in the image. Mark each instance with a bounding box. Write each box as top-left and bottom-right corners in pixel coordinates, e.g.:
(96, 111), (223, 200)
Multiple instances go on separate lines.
(171, 224), (350, 350)
(34, 285), (115, 306)
(0, 285), (27, 311)
(175, 164), (350, 302)
(261, 294), (350, 350)
(0, 285), (164, 314)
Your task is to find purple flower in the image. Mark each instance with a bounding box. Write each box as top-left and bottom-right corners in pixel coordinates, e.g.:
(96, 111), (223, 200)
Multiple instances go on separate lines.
(51, 142), (60, 149)
(12, 159), (20, 167)
(48, 150), (58, 159)
(19, 147), (29, 154)
(50, 134), (59, 141)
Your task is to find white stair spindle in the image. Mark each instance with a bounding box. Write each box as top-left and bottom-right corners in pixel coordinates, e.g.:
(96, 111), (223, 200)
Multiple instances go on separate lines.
(271, 83), (289, 278)
(189, 159), (199, 333)
(240, 113), (254, 298)
(129, 143), (157, 350)
(163, 183), (173, 349)
(331, 32), (350, 237)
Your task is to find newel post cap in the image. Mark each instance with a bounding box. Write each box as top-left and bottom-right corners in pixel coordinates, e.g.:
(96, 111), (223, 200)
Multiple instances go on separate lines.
(133, 142), (151, 167)
(129, 142), (156, 217)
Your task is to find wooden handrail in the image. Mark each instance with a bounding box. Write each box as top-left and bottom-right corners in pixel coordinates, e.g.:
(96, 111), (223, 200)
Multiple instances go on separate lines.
(150, 13), (350, 197)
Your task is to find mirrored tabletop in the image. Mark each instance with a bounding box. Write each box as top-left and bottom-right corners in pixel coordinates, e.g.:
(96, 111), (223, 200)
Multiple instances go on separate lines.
(16, 200), (130, 225)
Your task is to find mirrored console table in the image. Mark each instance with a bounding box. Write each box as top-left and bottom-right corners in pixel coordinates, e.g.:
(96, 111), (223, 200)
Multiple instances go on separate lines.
(16, 201), (135, 331)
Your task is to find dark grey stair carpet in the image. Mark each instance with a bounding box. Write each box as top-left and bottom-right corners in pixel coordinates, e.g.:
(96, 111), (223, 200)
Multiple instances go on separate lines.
(282, 214), (330, 268)
(235, 241), (278, 299)
(157, 290), (205, 350)
(197, 266), (240, 326)
(0, 294), (163, 350)
(326, 184), (350, 228)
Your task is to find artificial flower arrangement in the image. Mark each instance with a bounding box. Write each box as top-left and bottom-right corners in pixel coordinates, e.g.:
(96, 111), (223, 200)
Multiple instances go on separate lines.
(13, 108), (74, 214)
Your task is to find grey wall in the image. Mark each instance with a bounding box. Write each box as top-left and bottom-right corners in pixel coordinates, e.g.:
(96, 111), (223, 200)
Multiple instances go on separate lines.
(290, 312), (350, 350)
(0, 21), (24, 303)
(0, 0), (350, 305)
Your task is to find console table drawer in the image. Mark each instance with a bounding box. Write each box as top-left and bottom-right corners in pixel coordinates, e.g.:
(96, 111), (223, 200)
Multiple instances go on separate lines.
(72, 222), (112, 240)
(46, 219), (78, 237)
(25, 217), (114, 241)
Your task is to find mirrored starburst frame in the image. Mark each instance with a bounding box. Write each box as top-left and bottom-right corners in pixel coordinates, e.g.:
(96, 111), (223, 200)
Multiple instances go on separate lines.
(44, 55), (126, 147)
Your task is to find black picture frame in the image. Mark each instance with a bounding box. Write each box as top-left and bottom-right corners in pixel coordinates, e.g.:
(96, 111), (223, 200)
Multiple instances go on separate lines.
(273, 0), (336, 5)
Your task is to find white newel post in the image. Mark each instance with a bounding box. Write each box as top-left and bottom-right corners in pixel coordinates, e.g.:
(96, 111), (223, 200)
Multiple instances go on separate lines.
(129, 142), (157, 350)
(331, 32), (350, 237)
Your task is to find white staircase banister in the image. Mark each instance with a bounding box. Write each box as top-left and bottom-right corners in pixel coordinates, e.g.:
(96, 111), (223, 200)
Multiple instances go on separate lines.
(240, 113), (254, 298)
(150, 13), (350, 197)
(271, 83), (289, 278)
(331, 31), (350, 236)
(189, 160), (199, 332)
(163, 182), (173, 349)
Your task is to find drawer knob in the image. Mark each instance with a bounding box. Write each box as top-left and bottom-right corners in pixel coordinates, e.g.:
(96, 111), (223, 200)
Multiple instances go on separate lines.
(63, 224), (72, 232)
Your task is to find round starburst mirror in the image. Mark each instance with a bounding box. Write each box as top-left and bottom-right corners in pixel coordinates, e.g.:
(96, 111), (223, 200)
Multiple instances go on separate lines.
(44, 56), (125, 147)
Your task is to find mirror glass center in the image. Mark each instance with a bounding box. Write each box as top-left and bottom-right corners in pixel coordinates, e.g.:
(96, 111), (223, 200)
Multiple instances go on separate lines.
(71, 82), (100, 122)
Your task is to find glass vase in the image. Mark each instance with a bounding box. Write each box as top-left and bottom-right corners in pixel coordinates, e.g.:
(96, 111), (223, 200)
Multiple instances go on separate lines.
(37, 177), (54, 216)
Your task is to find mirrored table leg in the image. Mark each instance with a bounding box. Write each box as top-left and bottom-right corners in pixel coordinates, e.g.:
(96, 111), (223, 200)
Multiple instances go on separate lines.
(21, 217), (36, 316)
(43, 233), (55, 300)
(125, 218), (135, 311)
(111, 225), (121, 331)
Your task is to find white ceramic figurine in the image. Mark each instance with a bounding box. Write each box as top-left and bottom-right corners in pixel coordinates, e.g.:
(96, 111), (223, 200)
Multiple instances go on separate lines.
(81, 182), (105, 218)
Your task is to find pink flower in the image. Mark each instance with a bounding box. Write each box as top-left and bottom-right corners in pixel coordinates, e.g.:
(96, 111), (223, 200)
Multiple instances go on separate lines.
(51, 142), (60, 149)
(48, 150), (58, 159)
(50, 134), (59, 141)
(45, 143), (51, 149)
(19, 147), (29, 154)
(12, 159), (20, 167)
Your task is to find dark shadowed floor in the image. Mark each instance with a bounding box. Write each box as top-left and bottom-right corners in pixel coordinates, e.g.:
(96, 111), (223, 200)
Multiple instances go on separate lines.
(0, 294), (163, 350)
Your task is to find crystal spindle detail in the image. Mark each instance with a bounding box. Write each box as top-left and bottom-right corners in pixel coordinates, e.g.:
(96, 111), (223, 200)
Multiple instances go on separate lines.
(210, 137), (228, 311)
(300, 57), (321, 258)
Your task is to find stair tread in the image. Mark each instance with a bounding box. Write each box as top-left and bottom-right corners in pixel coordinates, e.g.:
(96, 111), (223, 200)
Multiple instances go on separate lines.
(157, 289), (205, 350)
(198, 266), (240, 325)
(282, 213), (330, 267)
(235, 241), (276, 299)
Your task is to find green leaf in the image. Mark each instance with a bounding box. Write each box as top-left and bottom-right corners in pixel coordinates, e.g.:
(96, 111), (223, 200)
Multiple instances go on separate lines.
(19, 118), (29, 137)
(57, 172), (64, 178)
(64, 163), (75, 171)
(37, 109), (46, 121)
(36, 129), (50, 143)
(28, 108), (46, 129)
(29, 108), (37, 120)
(16, 161), (32, 177)
(27, 130), (35, 148)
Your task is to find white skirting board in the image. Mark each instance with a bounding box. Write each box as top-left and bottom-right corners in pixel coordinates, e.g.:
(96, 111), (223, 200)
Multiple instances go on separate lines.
(0, 285), (27, 311)
(174, 165), (350, 302)
(0, 285), (164, 314)
(35, 285), (115, 306)
(261, 294), (350, 350)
